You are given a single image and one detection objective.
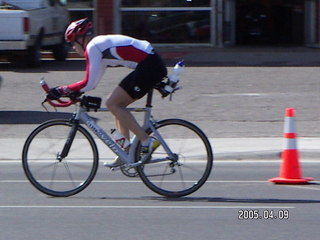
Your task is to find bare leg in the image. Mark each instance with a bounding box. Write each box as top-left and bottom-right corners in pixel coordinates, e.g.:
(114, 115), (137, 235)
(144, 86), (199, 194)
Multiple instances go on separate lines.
(115, 118), (130, 140)
(106, 86), (149, 142)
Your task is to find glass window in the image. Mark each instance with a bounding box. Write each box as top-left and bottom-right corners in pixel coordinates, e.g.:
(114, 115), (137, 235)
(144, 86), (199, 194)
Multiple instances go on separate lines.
(122, 11), (210, 43)
(63, 0), (93, 8)
(69, 10), (94, 21)
(122, 0), (210, 7)
(64, 1), (94, 22)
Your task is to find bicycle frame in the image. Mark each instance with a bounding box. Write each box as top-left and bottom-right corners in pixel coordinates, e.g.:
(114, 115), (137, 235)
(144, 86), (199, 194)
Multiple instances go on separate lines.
(66, 91), (175, 168)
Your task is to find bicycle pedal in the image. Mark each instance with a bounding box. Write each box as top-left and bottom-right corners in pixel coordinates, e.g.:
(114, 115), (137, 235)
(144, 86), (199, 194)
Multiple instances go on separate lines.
(109, 166), (121, 171)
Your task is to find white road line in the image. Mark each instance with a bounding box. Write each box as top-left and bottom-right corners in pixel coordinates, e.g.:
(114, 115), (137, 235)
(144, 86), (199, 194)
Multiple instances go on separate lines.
(284, 185), (320, 191)
(0, 205), (295, 209)
(2, 160), (320, 164)
(0, 180), (268, 183)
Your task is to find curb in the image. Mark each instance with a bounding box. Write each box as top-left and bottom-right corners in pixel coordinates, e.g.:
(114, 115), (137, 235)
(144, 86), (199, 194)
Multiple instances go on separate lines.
(215, 150), (320, 161)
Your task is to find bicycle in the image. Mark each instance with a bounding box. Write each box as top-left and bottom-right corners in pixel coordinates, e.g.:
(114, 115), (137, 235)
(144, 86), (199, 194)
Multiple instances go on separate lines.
(22, 77), (213, 198)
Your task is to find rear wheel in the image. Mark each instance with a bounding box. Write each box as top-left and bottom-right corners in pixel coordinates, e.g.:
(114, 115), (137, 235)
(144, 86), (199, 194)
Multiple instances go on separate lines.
(136, 119), (213, 197)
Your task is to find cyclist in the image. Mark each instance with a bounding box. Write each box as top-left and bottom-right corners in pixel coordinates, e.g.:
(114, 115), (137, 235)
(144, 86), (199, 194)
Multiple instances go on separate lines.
(47, 18), (167, 167)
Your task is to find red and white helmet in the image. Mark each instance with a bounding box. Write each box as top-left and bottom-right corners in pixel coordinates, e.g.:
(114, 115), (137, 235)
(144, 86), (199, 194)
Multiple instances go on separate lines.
(65, 18), (93, 43)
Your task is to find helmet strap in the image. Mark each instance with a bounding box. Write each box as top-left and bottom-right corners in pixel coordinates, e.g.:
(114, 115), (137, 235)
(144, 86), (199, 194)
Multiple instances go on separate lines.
(75, 35), (86, 52)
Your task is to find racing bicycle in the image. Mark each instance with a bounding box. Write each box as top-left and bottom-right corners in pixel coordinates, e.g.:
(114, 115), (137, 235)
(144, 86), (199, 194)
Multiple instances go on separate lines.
(22, 78), (213, 197)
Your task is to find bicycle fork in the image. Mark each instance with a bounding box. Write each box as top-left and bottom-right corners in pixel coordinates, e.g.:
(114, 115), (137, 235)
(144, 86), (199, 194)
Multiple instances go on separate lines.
(57, 120), (79, 161)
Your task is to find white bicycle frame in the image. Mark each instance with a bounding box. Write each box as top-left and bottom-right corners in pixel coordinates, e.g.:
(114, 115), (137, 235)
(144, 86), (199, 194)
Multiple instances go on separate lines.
(73, 104), (174, 168)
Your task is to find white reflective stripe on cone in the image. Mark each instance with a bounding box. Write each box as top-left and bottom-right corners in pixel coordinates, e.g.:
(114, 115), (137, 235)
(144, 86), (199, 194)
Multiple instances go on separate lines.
(283, 138), (298, 150)
(284, 116), (296, 134)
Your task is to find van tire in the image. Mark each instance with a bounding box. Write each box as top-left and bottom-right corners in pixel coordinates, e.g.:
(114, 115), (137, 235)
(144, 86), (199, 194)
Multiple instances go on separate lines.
(26, 32), (43, 67)
(52, 39), (68, 61)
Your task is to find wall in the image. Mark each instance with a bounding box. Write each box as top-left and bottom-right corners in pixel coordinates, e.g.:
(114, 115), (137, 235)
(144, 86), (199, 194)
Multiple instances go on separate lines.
(97, 0), (113, 34)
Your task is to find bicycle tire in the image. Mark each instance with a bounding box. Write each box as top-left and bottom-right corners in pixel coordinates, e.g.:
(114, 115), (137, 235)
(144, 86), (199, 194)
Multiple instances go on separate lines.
(136, 119), (213, 197)
(22, 119), (99, 197)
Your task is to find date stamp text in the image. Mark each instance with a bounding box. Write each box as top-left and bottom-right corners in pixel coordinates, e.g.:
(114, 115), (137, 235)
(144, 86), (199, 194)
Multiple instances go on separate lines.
(238, 209), (290, 220)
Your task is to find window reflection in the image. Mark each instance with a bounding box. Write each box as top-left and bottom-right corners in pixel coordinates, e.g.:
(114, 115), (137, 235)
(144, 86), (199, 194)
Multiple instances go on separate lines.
(122, 0), (210, 7)
(69, 11), (93, 21)
(64, 0), (93, 8)
(63, 1), (94, 22)
(122, 11), (210, 43)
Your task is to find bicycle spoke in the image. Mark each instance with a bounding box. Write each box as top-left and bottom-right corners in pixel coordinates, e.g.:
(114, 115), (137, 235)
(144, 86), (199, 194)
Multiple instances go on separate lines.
(49, 161), (59, 190)
(159, 164), (170, 188)
(63, 161), (77, 188)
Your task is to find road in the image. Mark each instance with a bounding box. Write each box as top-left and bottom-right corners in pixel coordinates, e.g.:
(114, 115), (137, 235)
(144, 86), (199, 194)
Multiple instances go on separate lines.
(1, 160), (320, 240)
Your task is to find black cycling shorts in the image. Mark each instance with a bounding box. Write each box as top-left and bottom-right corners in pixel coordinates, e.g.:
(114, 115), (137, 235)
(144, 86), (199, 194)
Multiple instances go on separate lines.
(119, 52), (167, 99)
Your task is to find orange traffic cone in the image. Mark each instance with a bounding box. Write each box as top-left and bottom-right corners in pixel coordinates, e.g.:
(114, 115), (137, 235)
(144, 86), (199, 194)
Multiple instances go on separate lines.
(268, 108), (313, 184)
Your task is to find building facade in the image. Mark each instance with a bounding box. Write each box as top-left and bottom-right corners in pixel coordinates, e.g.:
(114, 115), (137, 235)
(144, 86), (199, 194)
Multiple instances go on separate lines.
(64, 0), (320, 47)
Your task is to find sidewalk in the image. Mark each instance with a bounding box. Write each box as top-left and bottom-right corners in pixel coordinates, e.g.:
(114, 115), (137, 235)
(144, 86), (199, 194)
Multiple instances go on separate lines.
(2, 137), (319, 161)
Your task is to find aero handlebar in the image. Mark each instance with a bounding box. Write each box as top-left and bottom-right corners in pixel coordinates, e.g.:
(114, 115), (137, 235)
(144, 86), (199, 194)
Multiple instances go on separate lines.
(40, 75), (182, 108)
(40, 80), (78, 107)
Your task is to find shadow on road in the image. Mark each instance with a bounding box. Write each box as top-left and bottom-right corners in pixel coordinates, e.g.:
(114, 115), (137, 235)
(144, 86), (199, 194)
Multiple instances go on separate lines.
(0, 59), (86, 73)
(0, 111), (72, 124)
(73, 194), (320, 204)
(153, 196), (320, 204)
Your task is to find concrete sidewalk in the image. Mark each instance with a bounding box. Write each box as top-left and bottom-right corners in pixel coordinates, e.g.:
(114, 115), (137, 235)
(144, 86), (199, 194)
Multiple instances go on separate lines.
(2, 137), (319, 161)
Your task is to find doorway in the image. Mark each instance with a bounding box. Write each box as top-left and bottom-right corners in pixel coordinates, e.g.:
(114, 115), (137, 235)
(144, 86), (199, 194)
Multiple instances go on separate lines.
(235, 0), (305, 45)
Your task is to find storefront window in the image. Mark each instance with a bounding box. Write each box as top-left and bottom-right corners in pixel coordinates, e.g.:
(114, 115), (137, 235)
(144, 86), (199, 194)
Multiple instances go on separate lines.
(305, 0), (320, 46)
(122, 0), (210, 7)
(63, 0), (93, 8)
(64, 0), (94, 21)
(122, 11), (210, 43)
(120, 0), (212, 44)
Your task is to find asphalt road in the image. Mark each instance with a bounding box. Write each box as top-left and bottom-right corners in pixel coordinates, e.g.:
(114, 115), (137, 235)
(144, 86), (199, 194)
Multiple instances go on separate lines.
(1, 160), (320, 240)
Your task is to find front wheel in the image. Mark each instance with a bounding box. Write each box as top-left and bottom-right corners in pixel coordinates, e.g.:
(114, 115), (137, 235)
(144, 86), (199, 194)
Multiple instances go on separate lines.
(136, 119), (213, 197)
(22, 120), (99, 197)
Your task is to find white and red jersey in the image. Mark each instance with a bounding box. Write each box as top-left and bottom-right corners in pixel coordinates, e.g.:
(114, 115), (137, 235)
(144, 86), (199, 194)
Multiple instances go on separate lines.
(67, 35), (154, 92)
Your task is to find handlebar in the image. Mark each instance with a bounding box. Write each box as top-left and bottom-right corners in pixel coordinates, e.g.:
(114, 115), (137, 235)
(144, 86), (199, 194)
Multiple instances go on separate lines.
(40, 76), (181, 108)
(40, 80), (78, 107)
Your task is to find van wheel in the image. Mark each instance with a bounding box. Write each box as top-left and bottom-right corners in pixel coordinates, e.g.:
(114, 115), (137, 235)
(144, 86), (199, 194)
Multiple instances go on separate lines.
(26, 34), (42, 67)
(52, 40), (68, 61)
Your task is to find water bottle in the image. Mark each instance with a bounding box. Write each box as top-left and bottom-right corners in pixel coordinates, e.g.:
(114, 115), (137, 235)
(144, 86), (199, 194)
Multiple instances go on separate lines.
(110, 129), (130, 149)
(165, 60), (185, 93)
(40, 79), (50, 93)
